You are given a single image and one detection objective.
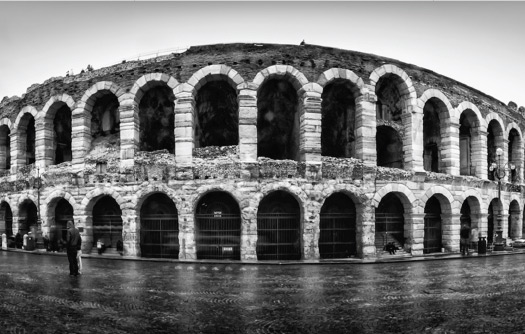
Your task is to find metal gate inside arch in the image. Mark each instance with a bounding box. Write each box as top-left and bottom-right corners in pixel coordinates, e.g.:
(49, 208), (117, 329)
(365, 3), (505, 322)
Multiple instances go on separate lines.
(257, 191), (301, 261)
(140, 193), (179, 259)
(319, 193), (357, 259)
(92, 196), (123, 251)
(195, 192), (241, 260)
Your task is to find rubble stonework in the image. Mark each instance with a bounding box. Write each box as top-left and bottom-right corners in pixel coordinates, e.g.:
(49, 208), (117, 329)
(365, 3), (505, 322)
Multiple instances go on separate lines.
(0, 43), (524, 260)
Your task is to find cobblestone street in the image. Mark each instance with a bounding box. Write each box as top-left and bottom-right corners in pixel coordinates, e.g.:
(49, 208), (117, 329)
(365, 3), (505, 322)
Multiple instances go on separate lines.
(1, 251), (525, 333)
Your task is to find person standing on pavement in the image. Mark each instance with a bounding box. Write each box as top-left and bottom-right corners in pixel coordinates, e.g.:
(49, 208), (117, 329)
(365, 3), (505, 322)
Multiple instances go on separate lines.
(460, 224), (471, 256)
(66, 220), (81, 276)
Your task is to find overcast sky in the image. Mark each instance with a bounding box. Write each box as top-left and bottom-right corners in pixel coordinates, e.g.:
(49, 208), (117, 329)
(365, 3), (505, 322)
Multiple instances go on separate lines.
(0, 1), (524, 108)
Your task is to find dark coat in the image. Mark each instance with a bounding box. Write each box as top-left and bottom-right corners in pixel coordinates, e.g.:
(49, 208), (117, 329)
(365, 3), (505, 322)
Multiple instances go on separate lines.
(66, 223), (81, 250)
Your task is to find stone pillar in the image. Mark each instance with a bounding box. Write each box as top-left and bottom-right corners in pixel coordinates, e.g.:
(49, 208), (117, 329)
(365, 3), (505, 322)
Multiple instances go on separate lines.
(119, 100), (138, 172)
(174, 92), (194, 170)
(442, 213), (458, 252)
(407, 111), (424, 172)
(409, 213), (424, 256)
(359, 201), (376, 258)
(299, 91), (322, 180)
(303, 200), (319, 260)
(241, 203), (258, 261)
(502, 139), (510, 183)
(238, 85), (258, 163)
(472, 129), (487, 179)
(36, 117), (53, 168)
(1, 233), (6, 250)
(74, 214), (92, 253)
(121, 209), (138, 257)
(478, 212), (489, 240)
(10, 129), (23, 174)
(178, 208), (196, 260)
(443, 122), (460, 175)
(355, 93), (376, 163)
(71, 105), (91, 171)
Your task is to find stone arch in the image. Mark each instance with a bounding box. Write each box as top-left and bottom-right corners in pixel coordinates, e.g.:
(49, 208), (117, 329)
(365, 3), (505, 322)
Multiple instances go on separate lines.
(74, 81), (125, 165)
(129, 73), (179, 105)
(508, 198), (522, 240)
(253, 183), (307, 216)
(486, 113), (506, 181)
(130, 74), (178, 154)
(134, 184), (181, 214)
(456, 101), (485, 178)
(80, 187), (127, 214)
(13, 106), (39, 130)
(317, 68), (367, 95)
(185, 65), (245, 97)
(370, 65), (417, 170)
(41, 94), (76, 166)
(186, 66), (242, 149)
(421, 186), (454, 214)
(252, 65), (308, 92)
(12, 107), (37, 168)
(0, 118), (12, 172)
(43, 189), (78, 216)
(419, 91), (455, 174)
(191, 184), (242, 213)
(372, 184), (417, 212)
(254, 66), (308, 161)
(507, 122), (523, 182)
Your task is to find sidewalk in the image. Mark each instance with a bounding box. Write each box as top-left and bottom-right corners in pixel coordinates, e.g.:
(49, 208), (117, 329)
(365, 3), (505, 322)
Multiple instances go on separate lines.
(3, 246), (525, 265)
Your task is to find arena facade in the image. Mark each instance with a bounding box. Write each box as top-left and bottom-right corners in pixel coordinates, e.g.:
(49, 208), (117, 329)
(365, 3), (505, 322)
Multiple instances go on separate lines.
(0, 43), (524, 260)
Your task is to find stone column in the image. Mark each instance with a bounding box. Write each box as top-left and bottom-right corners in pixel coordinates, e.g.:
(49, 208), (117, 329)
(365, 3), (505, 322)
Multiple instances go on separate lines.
(303, 200), (320, 260)
(238, 85), (258, 163)
(9, 129), (23, 174)
(121, 209), (138, 257)
(71, 105), (91, 172)
(472, 129), (487, 179)
(178, 200), (196, 260)
(478, 212), (489, 240)
(74, 213), (92, 253)
(355, 93), (377, 163)
(443, 122), (460, 175)
(119, 100), (138, 172)
(174, 91), (194, 178)
(36, 117), (52, 168)
(502, 139), (510, 183)
(441, 213), (458, 252)
(299, 90), (322, 180)
(409, 213), (424, 256)
(359, 201), (376, 258)
(241, 202), (258, 261)
(407, 111), (424, 172)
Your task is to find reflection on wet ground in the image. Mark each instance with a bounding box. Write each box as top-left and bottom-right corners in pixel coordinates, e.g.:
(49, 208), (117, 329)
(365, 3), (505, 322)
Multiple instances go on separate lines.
(1, 251), (525, 333)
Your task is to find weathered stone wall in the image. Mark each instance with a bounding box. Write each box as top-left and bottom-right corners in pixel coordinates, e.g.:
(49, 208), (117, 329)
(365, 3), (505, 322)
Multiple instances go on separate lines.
(0, 43), (523, 261)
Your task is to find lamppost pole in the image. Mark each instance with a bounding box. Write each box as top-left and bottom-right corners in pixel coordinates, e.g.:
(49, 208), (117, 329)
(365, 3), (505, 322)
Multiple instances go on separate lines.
(489, 147), (515, 251)
(35, 166), (43, 249)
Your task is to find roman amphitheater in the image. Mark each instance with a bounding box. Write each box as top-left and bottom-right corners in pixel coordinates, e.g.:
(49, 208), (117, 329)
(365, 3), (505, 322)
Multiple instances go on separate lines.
(0, 43), (524, 261)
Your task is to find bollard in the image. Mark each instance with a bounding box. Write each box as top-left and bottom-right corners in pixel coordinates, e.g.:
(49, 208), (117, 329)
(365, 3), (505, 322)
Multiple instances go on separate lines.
(1, 233), (5, 250)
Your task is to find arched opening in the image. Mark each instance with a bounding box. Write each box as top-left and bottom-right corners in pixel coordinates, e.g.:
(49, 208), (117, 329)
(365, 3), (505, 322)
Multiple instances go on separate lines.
(487, 120), (504, 181)
(92, 196), (123, 251)
(424, 196), (442, 254)
(376, 126), (403, 169)
(18, 199), (37, 237)
(195, 81), (238, 148)
(321, 79), (357, 158)
(508, 200), (520, 240)
(460, 197), (480, 250)
(257, 191), (301, 260)
(0, 125), (10, 173)
(375, 74), (403, 122)
(459, 110), (478, 176)
(18, 114), (36, 166)
(195, 191), (241, 260)
(375, 193), (405, 252)
(140, 193), (179, 259)
(0, 202), (13, 237)
(53, 105), (72, 164)
(91, 93), (120, 149)
(138, 85), (175, 153)
(257, 78), (299, 161)
(487, 199), (501, 245)
(319, 192), (356, 258)
(423, 98), (445, 173)
(508, 129), (521, 182)
(49, 199), (73, 252)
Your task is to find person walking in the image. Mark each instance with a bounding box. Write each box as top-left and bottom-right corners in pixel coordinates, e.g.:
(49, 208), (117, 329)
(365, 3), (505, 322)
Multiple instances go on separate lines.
(66, 220), (81, 276)
(76, 233), (83, 274)
(460, 224), (471, 256)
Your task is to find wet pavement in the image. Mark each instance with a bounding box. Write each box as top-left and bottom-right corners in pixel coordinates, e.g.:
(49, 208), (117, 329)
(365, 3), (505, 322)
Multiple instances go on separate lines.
(1, 251), (525, 334)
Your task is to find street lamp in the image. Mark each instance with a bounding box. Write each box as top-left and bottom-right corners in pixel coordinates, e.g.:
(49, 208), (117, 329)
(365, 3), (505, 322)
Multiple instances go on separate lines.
(489, 147), (515, 251)
(34, 166), (43, 249)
